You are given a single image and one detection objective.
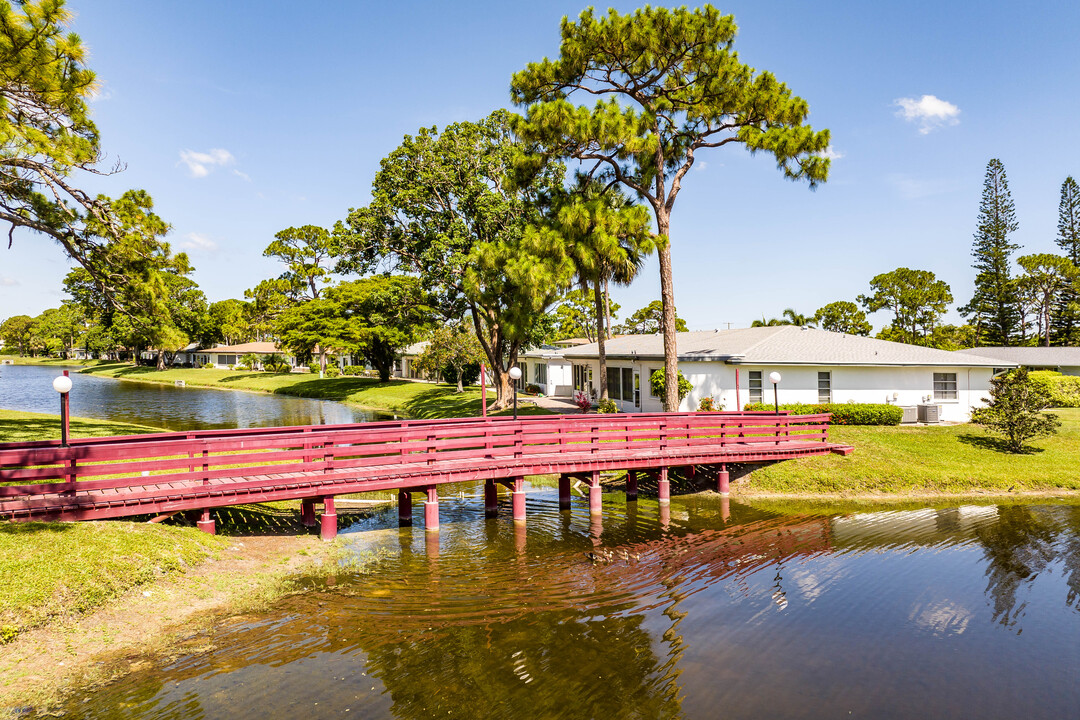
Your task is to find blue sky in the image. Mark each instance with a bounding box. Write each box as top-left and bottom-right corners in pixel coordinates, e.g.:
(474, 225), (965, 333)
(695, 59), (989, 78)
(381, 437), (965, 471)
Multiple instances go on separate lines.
(3, 0), (1079, 333)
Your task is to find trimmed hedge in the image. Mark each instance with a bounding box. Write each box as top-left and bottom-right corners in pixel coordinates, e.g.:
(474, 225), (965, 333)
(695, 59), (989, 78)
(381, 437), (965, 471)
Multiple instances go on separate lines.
(1029, 371), (1080, 408)
(743, 402), (903, 426)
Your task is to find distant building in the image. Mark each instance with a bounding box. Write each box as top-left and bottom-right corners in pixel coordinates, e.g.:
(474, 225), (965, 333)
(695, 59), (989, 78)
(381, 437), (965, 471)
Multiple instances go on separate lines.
(196, 342), (295, 369)
(957, 346), (1080, 376)
(562, 326), (1011, 422)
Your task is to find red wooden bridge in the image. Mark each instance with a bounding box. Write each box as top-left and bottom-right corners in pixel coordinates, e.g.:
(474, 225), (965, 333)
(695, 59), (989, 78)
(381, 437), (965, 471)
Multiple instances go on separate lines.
(0, 412), (851, 539)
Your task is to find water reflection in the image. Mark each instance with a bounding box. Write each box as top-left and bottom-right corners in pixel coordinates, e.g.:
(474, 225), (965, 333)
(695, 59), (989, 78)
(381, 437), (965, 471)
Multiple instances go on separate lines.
(57, 497), (1080, 719)
(0, 364), (385, 431)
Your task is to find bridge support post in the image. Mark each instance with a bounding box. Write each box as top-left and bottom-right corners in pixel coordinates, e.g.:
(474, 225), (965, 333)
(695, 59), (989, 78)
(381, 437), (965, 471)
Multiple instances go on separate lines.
(320, 497), (337, 541)
(558, 474), (572, 510)
(717, 464), (730, 495)
(588, 471), (602, 516)
(485, 480), (498, 517)
(424, 485), (439, 532)
(301, 498), (317, 527)
(196, 508), (215, 535)
(512, 477), (526, 523)
(398, 489), (412, 525)
(658, 467), (670, 505)
(626, 470), (638, 502)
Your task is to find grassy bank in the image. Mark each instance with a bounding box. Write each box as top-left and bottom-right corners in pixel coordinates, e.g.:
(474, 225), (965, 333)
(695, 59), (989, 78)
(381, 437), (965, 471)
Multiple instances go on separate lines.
(0, 409), (159, 444)
(0, 355), (111, 367)
(739, 408), (1080, 495)
(74, 362), (552, 418)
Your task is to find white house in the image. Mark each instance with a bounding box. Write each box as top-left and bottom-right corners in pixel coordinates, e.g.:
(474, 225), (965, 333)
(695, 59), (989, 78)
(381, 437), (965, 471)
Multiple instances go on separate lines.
(516, 345), (574, 397)
(560, 326), (1012, 422)
(957, 346), (1080, 376)
(196, 342), (295, 370)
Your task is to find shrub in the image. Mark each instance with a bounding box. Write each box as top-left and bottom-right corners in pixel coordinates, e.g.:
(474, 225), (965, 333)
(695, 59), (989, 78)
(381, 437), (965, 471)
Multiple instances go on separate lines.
(742, 401), (903, 426)
(525, 383), (543, 396)
(597, 398), (618, 414)
(650, 369), (693, 403)
(323, 366), (341, 378)
(971, 368), (1060, 452)
(1028, 371), (1080, 408)
(574, 390), (592, 413)
(342, 365), (365, 376)
(202, 362), (214, 369)
(262, 354), (292, 373)
(698, 396), (723, 412)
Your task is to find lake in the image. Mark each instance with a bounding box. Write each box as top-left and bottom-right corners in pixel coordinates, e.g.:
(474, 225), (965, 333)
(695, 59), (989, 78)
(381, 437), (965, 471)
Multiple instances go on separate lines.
(49, 494), (1080, 719)
(0, 364), (386, 431)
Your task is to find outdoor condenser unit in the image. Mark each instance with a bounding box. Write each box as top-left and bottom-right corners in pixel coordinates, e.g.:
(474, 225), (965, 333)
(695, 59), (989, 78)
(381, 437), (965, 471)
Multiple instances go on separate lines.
(917, 404), (941, 423)
(900, 406), (919, 424)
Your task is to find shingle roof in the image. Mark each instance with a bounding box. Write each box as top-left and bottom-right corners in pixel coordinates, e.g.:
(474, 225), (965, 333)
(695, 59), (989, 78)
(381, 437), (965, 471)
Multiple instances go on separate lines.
(956, 346), (1080, 366)
(560, 326), (1007, 367)
(204, 342), (283, 354)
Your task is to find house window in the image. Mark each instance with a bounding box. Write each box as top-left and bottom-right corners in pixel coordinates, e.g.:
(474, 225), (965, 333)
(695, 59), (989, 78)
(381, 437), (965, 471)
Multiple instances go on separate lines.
(220, 354), (236, 366)
(749, 371), (763, 404)
(516, 364), (528, 389)
(818, 372), (832, 403)
(534, 362), (547, 386)
(933, 372), (957, 400)
(607, 367), (622, 400)
(622, 368), (633, 405)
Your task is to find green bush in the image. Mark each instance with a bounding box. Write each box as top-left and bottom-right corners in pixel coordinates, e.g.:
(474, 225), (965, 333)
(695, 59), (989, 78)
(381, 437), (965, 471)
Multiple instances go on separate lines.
(597, 398), (618, 414)
(1028, 371), (1080, 408)
(698, 396), (722, 412)
(202, 362), (214, 369)
(324, 366), (341, 378)
(650, 369), (693, 402)
(742, 401), (903, 426)
(342, 365), (365, 376)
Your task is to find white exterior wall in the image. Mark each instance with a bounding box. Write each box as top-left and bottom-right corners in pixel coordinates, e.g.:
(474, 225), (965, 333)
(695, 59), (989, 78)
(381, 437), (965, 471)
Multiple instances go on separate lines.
(570, 360), (995, 421)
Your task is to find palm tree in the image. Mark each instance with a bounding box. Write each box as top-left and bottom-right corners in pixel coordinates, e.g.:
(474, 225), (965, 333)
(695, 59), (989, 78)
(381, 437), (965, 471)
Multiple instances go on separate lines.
(553, 176), (654, 401)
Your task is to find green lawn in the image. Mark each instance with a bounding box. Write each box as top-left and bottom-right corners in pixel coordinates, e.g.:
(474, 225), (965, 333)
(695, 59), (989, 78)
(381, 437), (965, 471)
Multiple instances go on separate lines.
(0, 354), (112, 367)
(740, 408), (1080, 494)
(75, 362), (552, 418)
(0, 409), (160, 444)
(0, 521), (225, 641)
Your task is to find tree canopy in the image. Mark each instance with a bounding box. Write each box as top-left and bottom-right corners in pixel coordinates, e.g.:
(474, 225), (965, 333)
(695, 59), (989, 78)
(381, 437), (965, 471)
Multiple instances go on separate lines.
(858, 267), (952, 346)
(511, 5), (831, 409)
(617, 301), (687, 334)
(814, 301), (871, 336)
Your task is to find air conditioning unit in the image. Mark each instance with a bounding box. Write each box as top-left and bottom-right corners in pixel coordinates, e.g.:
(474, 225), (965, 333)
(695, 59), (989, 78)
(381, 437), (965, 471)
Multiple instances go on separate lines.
(917, 404), (940, 423)
(900, 406), (918, 424)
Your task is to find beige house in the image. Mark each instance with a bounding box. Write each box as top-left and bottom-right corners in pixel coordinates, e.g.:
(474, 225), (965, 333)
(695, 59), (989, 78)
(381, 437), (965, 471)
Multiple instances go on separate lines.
(196, 342), (295, 369)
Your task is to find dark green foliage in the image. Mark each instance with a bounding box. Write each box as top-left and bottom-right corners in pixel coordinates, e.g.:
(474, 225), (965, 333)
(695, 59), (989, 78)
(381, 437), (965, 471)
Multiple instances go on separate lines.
(971, 368), (1061, 452)
(617, 301), (687, 334)
(1027, 371), (1080, 408)
(1051, 176), (1080, 344)
(858, 267), (952, 345)
(650, 369), (693, 403)
(962, 159), (1022, 346)
(743, 402), (903, 426)
(814, 301), (871, 336)
(261, 353), (291, 373)
(597, 398), (618, 414)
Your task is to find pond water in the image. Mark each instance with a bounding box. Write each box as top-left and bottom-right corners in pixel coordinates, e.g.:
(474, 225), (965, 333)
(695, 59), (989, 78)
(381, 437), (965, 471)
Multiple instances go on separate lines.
(0, 364), (386, 431)
(54, 493), (1080, 719)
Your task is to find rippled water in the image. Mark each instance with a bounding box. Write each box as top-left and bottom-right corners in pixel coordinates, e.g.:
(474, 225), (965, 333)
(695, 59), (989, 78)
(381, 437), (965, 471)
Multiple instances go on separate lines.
(56, 491), (1080, 719)
(0, 364), (386, 431)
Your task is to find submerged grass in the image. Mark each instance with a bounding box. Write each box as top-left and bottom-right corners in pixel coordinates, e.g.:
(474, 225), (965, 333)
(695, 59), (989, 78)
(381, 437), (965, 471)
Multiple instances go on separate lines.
(740, 408), (1080, 495)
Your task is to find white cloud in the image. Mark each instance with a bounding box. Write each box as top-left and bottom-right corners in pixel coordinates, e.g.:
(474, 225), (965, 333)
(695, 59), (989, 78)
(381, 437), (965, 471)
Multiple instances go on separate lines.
(695, 160), (708, 172)
(232, 169), (252, 182)
(178, 148), (236, 178)
(894, 94), (961, 134)
(821, 146), (844, 160)
(0, 276), (18, 287)
(178, 232), (218, 252)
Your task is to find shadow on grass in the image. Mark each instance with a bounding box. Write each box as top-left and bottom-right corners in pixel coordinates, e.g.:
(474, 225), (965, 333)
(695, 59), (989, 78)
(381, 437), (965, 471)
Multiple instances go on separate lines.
(957, 433), (1045, 455)
(0, 521), (75, 535)
(163, 503), (378, 537)
(272, 376), (386, 401)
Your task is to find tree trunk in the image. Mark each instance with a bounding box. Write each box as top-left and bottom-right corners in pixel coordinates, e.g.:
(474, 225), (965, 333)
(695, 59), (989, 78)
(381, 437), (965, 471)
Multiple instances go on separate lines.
(656, 211), (679, 412)
(155, 349), (166, 371)
(319, 349), (327, 376)
(456, 367), (464, 393)
(604, 278), (612, 339)
(594, 280), (609, 401)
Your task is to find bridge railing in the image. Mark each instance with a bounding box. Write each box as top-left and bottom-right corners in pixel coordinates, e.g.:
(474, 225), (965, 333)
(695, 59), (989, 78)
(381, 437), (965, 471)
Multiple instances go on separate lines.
(0, 412), (831, 500)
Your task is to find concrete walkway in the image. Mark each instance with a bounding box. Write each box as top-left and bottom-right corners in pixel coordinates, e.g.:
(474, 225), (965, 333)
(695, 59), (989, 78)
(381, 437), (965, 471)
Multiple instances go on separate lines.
(523, 395), (581, 413)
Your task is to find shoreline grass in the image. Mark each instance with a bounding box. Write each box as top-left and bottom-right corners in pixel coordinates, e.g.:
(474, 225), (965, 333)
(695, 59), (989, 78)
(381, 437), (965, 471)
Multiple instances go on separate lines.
(738, 408), (1080, 495)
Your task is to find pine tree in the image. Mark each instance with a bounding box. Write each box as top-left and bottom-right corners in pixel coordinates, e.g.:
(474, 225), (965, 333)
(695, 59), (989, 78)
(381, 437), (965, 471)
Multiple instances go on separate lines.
(1051, 176), (1080, 344)
(961, 159), (1021, 346)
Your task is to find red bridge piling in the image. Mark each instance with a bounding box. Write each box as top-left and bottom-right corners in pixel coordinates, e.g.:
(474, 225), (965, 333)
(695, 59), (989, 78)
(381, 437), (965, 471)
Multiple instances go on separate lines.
(485, 479), (498, 517)
(511, 477), (526, 523)
(196, 508), (215, 535)
(626, 470), (638, 501)
(558, 474), (572, 509)
(658, 467), (670, 504)
(424, 486), (439, 532)
(320, 496), (337, 541)
(588, 471), (602, 515)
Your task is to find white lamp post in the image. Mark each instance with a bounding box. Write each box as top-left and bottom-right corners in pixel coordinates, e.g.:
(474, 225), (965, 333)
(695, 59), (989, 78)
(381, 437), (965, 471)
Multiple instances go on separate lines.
(508, 366), (522, 420)
(53, 371), (73, 447)
(769, 371), (782, 414)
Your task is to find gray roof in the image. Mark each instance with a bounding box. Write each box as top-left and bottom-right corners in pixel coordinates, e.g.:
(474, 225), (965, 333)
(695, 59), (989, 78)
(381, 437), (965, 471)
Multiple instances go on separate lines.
(561, 326), (1008, 368)
(956, 346), (1080, 367)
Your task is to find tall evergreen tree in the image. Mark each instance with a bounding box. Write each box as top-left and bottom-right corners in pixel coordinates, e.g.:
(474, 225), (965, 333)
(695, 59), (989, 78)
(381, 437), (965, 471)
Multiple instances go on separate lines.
(961, 159), (1021, 346)
(1051, 176), (1080, 344)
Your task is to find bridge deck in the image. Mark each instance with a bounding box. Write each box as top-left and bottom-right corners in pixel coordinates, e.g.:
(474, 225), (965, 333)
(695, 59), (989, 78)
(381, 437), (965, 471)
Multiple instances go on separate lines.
(1, 412), (852, 531)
